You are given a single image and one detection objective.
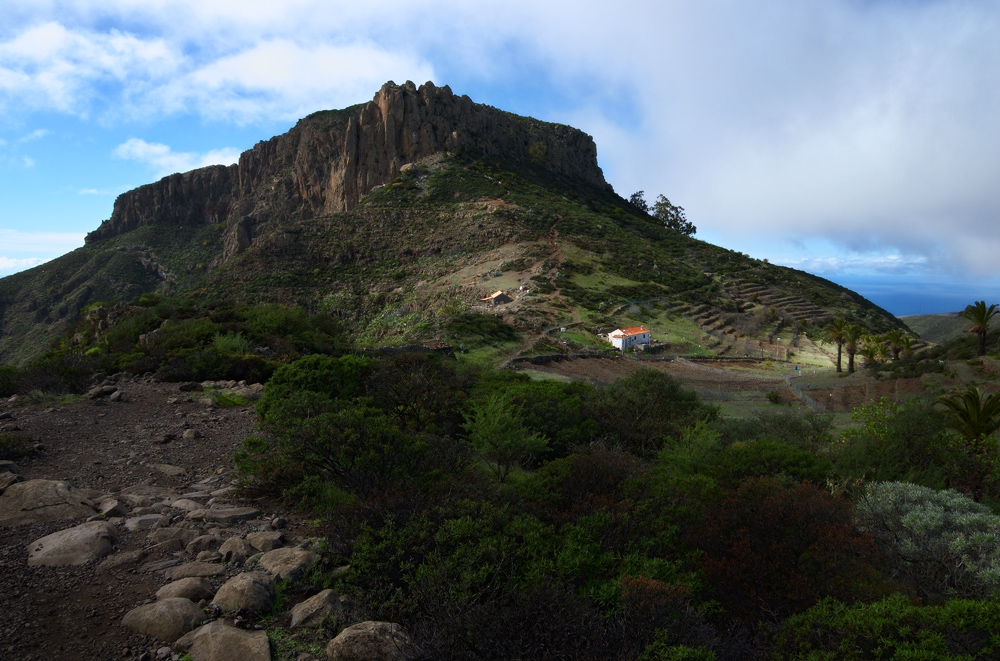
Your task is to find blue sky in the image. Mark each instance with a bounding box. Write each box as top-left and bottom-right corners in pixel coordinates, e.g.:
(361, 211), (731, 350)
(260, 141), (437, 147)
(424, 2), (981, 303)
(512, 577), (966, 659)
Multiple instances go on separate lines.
(2, 1), (999, 316)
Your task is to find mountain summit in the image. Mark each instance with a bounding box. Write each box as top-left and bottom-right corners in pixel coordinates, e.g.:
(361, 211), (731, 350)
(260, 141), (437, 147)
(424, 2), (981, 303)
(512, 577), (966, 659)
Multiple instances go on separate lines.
(86, 81), (608, 262)
(0, 82), (902, 366)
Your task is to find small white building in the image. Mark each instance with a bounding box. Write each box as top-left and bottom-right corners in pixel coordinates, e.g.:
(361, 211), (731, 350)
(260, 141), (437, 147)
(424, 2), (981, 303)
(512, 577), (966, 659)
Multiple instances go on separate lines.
(608, 326), (651, 350)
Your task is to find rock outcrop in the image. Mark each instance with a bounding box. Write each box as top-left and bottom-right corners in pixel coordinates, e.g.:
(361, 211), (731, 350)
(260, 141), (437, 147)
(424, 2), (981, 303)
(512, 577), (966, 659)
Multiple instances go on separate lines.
(85, 81), (609, 261)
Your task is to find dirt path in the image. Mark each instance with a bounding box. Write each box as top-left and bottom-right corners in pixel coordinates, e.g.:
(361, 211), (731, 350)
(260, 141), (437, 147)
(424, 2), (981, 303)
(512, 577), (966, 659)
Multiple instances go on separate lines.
(0, 376), (315, 661)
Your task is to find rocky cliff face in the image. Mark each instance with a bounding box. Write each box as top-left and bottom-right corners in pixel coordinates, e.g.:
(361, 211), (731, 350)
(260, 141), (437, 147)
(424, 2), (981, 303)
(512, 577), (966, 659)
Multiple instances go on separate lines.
(86, 81), (609, 260)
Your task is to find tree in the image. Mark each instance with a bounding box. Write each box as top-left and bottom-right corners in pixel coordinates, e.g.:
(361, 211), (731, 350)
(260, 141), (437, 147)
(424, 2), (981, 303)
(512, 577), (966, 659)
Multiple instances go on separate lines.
(958, 300), (998, 357)
(464, 393), (548, 483)
(823, 318), (849, 373)
(936, 386), (1000, 445)
(629, 191), (650, 214)
(884, 328), (906, 361)
(843, 323), (864, 374)
(653, 194), (696, 236)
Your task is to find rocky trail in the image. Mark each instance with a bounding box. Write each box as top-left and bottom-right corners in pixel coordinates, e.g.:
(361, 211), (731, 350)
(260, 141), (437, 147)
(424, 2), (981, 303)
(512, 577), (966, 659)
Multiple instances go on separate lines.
(0, 376), (406, 661)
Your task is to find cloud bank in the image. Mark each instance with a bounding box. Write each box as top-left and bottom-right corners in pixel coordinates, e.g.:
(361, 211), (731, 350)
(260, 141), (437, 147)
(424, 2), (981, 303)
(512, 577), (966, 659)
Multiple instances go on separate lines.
(1, 0), (998, 281)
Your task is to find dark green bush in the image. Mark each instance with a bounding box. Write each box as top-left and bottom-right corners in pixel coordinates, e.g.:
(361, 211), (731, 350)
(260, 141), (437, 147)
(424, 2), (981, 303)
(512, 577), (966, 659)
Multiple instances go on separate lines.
(0, 432), (33, 461)
(772, 594), (1000, 660)
(712, 440), (833, 489)
(0, 365), (21, 397)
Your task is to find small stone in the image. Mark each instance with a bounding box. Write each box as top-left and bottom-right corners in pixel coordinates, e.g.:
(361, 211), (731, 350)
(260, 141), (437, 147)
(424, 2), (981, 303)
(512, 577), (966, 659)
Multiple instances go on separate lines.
(182, 429), (202, 441)
(99, 499), (128, 517)
(271, 517), (287, 529)
(110, 390), (123, 402)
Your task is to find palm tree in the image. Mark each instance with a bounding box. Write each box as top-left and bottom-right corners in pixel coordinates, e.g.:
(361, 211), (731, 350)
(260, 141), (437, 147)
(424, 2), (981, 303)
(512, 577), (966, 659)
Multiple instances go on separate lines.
(936, 386), (1000, 446)
(900, 335), (914, 360)
(844, 323), (864, 373)
(884, 328), (906, 361)
(958, 301), (999, 357)
(824, 318), (849, 372)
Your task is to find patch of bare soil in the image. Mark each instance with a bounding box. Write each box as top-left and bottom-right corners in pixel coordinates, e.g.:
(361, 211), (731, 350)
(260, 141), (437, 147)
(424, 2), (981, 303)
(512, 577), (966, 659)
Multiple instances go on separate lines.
(517, 355), (788, 393)
(0, 374), (309, 661)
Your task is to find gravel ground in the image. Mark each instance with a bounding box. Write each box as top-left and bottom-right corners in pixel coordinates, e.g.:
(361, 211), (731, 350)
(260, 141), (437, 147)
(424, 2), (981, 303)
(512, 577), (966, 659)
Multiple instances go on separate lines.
(0, 375), (283, 660)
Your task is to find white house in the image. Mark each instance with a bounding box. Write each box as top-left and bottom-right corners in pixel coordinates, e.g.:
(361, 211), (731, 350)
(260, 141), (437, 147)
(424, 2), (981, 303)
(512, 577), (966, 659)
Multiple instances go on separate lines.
(608, 326), (651, 350)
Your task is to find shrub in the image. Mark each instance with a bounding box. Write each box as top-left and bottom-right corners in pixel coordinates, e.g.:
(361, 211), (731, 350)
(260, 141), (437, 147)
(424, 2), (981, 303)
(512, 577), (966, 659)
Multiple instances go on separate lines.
(836, 398), (957, 490)
(766, 390), (783, 405)
(0, 433), (33, 461)
(711, 440), (832, 489)
(772, 594), (1000, 660)
(212, 331), (253, 355)
(691, 478), (880, 624)
(593, 369), (717, 458)
(0, 365), (21, 397)
(854, 482), (1000, 601)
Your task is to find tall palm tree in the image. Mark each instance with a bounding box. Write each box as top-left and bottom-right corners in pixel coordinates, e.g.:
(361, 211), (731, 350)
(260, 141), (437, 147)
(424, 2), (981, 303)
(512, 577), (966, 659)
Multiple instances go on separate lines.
(884, 328), (906, 361)
(824, 318), (849, 372)
(959, 301), (999, 357)
(844, 323), (864, 373)
(936, 386), (1000, 446)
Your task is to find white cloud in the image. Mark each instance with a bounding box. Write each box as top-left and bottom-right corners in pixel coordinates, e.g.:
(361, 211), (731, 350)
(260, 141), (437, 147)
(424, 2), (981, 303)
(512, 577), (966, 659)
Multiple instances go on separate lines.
(22, 156), (34, 167)
(113, 138), (240, 177)
(0, 0), (999, 281)
(0, 256), (47, 271)
(16, 128), (51, 143)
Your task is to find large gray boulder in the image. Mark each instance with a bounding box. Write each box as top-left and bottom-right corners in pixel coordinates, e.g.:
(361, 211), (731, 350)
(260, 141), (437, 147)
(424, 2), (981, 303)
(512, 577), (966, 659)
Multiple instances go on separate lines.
(0, 479), (96, 526)
(156, 577), (217, 602)
(290, 589), (341, 628)
(173, 619), (271, 661)
(26, 520), (117, 566)
(122, 597), (205, 643)
(257, 547), (319, 581)
(220, 536), (253, 564)
(325, 621), (417, 661)
(213, 571), (274, 614)
(164, 561), (227, 581)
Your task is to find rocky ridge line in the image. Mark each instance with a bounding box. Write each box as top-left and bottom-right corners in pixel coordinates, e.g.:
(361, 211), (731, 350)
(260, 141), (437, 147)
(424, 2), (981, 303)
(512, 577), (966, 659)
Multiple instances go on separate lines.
(85, 80), (609, 263)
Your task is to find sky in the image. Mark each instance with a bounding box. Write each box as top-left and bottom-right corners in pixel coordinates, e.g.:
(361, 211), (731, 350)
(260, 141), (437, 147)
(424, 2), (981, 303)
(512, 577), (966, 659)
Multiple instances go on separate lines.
(2, 0), (999, 316)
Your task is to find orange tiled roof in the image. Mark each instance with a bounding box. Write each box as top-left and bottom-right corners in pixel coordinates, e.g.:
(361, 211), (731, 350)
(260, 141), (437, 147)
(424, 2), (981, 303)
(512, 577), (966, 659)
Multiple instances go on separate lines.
(480, 291), (506, 301)
(618, 326), (649, 336)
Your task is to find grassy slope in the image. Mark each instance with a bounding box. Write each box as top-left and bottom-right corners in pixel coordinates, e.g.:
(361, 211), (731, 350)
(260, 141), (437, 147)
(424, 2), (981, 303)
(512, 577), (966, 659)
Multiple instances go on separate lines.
(1, 153), (905, 366)
(901, 312), (969, 344)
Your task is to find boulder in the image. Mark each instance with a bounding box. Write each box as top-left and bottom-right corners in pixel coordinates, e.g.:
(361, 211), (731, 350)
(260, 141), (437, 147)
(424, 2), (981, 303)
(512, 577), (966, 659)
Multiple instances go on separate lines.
(122, 598), (205, 644)
(173, 620), (271, 661)
(98, 498), (129, 517)
(149, 527), (200, 545)
(186, 507), (260, 525)
(325, 621), (417, 661)
(125, 513), (163, 532)
(0, 479), (96, 526)
(220, 536), (253, 564)
(26, 520), (117, 566)
(186, 534), (221, 554)
(213, 571), (274, 614)
(257, 547), (319, 581)
(290, 589), (341, 628)
(164, 561), (227, 580)
(246, 530), (284, 552)
(169, 498), (203, 511)
(0, 470), (23, 493)
(156, 577), (216, 602)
